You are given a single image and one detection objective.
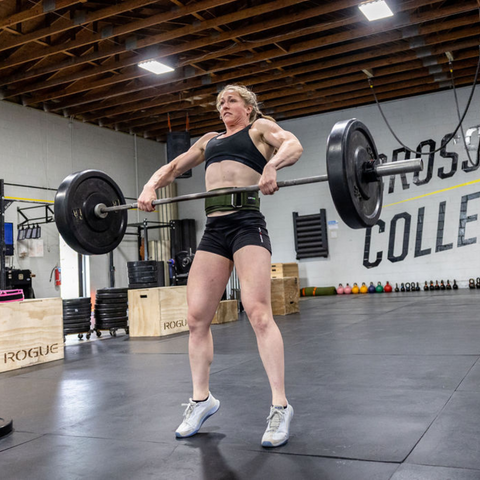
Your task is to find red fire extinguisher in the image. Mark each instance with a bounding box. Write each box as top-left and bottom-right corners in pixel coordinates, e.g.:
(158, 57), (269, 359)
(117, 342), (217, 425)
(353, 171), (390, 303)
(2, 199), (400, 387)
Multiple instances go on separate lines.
(55, 267), (61, 286)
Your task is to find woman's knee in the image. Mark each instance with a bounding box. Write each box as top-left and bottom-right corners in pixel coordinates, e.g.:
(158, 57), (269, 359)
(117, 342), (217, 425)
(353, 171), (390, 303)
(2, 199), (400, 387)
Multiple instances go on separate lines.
(187, 310), (213, 334)
(245, 304), (274, 333)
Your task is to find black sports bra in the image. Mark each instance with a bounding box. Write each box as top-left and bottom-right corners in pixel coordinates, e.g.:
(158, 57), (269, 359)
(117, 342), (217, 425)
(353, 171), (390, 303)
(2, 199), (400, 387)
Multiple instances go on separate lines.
(204, 124), (268, 175)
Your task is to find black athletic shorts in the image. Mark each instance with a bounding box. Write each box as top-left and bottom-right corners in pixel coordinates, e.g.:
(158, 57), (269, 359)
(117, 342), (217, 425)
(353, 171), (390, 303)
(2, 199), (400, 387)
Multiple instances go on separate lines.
(197, 210), (272, 261)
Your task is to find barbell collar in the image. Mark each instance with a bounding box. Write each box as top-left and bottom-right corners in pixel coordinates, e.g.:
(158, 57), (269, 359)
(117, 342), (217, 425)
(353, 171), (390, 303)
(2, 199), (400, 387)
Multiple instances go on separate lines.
(98, 157), (423, 216)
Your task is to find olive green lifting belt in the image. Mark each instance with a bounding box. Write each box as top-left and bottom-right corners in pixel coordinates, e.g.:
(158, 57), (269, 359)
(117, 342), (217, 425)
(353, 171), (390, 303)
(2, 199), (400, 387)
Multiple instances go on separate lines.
(204, 189), (260, 215)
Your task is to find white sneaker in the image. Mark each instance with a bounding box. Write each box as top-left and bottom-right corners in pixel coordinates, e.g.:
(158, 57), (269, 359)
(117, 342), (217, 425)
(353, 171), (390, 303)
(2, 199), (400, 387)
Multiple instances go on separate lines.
(261, 404), (294, 447)
(175, 392), (220, 438)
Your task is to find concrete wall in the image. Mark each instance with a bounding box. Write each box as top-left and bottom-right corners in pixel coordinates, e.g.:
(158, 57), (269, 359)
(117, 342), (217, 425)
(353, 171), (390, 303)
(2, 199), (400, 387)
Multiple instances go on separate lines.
(0, 101), (164, 298)
(176, 86), (480, 290)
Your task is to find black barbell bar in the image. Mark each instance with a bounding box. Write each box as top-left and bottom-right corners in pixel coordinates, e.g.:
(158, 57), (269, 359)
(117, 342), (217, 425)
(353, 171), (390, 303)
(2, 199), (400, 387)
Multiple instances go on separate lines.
(95, 158), (422, 217)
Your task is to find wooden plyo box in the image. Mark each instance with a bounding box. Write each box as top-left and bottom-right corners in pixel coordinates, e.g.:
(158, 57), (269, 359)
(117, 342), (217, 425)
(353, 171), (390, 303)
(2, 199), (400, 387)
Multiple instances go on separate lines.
(212, 300), (238, 325)
(271, 277), (300, 316)
(271, 262), (299, 279)
(128, 286), (189, 337)
(0, 298), (64, 373)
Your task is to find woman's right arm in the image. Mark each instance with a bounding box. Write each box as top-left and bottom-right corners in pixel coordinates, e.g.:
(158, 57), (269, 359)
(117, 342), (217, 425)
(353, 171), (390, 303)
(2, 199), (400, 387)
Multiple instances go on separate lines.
(138, 132), (216, 212)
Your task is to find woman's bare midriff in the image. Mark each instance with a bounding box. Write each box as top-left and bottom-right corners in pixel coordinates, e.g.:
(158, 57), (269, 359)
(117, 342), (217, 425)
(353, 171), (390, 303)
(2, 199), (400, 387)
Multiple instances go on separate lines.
(205, 160), (262, 217)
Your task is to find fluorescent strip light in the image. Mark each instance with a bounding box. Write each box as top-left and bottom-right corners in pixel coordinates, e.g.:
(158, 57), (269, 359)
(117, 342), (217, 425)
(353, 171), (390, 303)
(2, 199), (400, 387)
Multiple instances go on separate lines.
(138, 60), (174, 75)
(359, 0), (394, 21)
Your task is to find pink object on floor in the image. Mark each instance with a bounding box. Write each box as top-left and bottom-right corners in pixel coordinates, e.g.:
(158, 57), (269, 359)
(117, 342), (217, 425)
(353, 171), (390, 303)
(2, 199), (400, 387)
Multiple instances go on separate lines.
(0, 289), (25, 303)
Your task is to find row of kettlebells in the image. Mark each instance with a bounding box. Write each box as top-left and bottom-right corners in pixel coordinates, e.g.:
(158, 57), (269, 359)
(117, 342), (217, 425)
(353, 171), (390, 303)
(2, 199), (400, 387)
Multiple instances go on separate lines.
(469, 278), (480, 289)
(337, 282), (392, 294)
(424, 280), (458, 291)
(337, 280), (459, 294)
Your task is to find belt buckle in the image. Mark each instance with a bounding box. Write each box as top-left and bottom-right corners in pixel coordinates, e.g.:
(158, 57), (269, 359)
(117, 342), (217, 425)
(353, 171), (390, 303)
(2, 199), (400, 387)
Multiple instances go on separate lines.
(230, 192), (242, 209)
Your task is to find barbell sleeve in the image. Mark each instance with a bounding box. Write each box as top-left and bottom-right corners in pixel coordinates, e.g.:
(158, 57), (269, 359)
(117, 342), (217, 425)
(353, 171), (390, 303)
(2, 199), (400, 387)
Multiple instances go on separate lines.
(375, 158), (423, 177)
(97, 157), (423, 216)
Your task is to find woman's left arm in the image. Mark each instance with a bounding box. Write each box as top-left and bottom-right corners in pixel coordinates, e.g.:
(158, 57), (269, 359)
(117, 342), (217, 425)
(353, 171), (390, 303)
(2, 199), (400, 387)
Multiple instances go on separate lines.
(256, 119), (303, 195)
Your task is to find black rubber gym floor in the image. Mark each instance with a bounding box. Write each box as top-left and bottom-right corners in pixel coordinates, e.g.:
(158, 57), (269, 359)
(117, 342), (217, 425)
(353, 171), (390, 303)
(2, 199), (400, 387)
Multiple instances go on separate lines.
(1, 290), (480, 479)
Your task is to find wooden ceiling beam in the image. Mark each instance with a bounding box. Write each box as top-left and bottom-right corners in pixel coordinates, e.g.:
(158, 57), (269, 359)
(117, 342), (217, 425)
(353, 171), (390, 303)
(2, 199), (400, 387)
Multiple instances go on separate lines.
(6, 4), (362, 100)
(261, 74), (477, 126)
(92, 43), (465, 122)
(1, 0), (463, 95)
(61, 12), (480, 118)
(0, 0), (299, 71)
(14, 0), (449, 100)
(110, 55), (480, 130)
(2, 1), (476, 139)
(112, 55), (480, 134)
(0, 0), (169, 51)
(103, 90), (218, 127)
(0, 15), (78, 52)
(264, 67), (478, 114)
(176, 0), (453, 68)
(146, 70), (477, 138)
(136, 65), (470, 133)
(182, 80), (467, 138)
(201, 17), (480, 76)
(0, 0), (85, 30)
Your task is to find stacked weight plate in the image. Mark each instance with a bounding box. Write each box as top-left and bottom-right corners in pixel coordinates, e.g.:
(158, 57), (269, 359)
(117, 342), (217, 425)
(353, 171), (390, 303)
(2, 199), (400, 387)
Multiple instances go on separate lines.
(94, 287), (128, 336)
(127, 260), (165, 289)
(63, 297), (92, 339)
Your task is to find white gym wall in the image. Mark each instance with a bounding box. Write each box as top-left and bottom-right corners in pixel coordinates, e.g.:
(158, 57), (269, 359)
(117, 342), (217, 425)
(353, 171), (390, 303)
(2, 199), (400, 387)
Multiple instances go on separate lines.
(0, 101), (163, 298)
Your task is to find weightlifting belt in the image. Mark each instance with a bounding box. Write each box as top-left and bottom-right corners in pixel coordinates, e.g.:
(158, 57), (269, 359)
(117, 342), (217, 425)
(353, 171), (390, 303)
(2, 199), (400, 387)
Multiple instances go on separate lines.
(205, 189), (260, 215)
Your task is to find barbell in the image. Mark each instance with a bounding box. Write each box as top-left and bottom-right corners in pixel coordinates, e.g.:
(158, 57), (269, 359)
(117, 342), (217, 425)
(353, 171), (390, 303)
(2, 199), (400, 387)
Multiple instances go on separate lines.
(54, 118), (423, 255)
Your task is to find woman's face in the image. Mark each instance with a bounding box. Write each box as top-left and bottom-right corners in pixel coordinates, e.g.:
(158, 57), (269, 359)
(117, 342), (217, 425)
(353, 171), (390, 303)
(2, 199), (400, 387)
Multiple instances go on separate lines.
(218, 90), (252, 125)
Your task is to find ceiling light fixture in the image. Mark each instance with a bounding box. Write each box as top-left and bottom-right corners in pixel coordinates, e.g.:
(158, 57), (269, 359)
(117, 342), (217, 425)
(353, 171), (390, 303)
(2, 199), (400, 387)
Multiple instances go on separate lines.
(138, 60), (174, 75)
(359, 0), (394, 21)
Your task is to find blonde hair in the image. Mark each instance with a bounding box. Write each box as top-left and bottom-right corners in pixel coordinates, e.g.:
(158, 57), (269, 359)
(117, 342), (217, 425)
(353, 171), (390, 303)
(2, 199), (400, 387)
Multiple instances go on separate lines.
(216, 84), (275, 123)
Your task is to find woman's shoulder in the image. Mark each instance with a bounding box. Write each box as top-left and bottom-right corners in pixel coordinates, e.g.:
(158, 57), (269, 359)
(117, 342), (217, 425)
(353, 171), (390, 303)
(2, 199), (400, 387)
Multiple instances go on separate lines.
(196, 131), (221, 148)
(251, 117), (278, 133)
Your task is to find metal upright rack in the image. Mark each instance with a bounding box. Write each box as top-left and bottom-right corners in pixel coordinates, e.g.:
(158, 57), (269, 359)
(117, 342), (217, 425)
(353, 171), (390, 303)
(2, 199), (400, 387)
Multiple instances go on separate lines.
(1, 179), (6, 291)
(0, 179), (13, 437)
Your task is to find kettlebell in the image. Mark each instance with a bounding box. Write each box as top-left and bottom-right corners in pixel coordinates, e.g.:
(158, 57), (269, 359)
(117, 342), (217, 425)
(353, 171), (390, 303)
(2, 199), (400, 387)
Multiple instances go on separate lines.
(360, 282), (368, 294)
(424, 281), (429, 291)
(469, 278), (475, 289)
(352, 283), (359, 294)
(400, 282), (405, 292)
(405, 282), (411, 292)
(429, 281), (435, 291)
(384, 281), (392, 293)
(453, 279), (459, 290)
(394, 283), (400, 293)
(368, 282), (376, 293)
(344, 283), (352, 295)
(376, 282), (383, 293)
(440, 280), (445, 290)
(446, 280), (452, 290)
(415, 282), (421, 292)
(434, 280), (440, 290)
(337, 283), (344, 295)
(476, 277), (480, 288)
